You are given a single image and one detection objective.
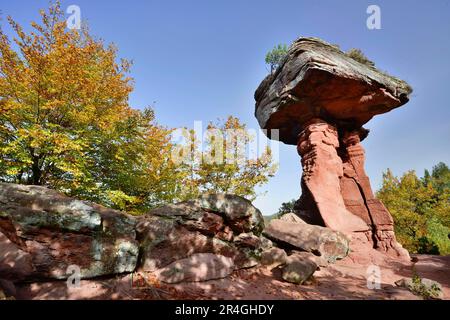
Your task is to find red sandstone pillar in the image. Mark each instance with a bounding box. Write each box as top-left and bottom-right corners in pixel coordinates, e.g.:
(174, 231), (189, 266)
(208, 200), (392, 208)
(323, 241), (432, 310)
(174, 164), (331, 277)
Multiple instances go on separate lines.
(295, 119), (369, 233)
(295, 119), (409, 259)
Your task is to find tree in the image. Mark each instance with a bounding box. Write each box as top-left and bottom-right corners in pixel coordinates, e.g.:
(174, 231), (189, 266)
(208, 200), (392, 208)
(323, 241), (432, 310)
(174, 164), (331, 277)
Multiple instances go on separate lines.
(0, 2), (278, 213)
(0, 2), (177, 212)
(175, 116), (278, 201)
(265, 44), (288, 73)
(430, 162), (450, 193)
(376, 164), (450, 255)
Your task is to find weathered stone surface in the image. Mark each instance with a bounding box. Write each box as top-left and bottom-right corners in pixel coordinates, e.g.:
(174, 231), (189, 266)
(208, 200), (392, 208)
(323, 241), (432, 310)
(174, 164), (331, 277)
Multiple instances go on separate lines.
(263, 218), (349, 263)
(281, 254), (317, 284)
(137, 196), (267, 273)
(0, 279), (16, 298)
(290, 251), (328, 267)
(395, 278), (444, 300)
(254, 37), (411, 258)
(294, 122), (408, 257)
(255, 37), (411, 145)
(233, 232), (262, 249)
(194, 194), (265, 235)
(149, 202), (234, 241)
(295, 120), (370, 232)
(0, 231), (34, 280)
(279, 212), (306, 224)
(137, 216), (250, 271)
(0, 183), (139, 281)
(155, 253), (234, 284)
(260, 247), (287, 269)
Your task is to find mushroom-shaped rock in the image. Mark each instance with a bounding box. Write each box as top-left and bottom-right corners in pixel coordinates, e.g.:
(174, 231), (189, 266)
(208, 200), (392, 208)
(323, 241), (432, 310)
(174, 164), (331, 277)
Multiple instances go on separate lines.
(254, 37), (411, 259)
(255, 37), (411, 145)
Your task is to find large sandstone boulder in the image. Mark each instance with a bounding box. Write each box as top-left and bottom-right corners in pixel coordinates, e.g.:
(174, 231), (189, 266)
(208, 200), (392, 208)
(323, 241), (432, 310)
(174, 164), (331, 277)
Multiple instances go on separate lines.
(281, 254), (317, 285)
(193, 194), (265, 235)
(136, 215), (256, 271)
(0, 231), (34, 280)
(395, 277), (444, 300)
(0, 183), (139, 281)
(155, 253), (234, 284)
(260, 247), (288, 269)
(136, 194), (268, 278)
(263, 218), (349, 263)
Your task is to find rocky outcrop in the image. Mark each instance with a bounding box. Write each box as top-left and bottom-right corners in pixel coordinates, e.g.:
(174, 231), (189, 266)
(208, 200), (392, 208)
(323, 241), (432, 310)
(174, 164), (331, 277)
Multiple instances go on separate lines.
(0, 183), (139, 281)
(395, 277), (444, 300)
(260, 247), (288, 269)
(255, 37), (411, 145)
(137, 194), (268, 282)
(0, 184), (268, 286)
(155, 253), (234, 284)
(192, 194), (265, 235)
(254, 37), (411, 258)
(263, 217), (349, 263)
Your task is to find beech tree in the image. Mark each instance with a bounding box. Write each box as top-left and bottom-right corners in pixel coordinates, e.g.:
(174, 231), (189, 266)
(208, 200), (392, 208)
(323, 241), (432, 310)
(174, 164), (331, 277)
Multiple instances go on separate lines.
(0, 2), (277, 212)
(377, 164), (450, 255)
(0, 2), (177, 211)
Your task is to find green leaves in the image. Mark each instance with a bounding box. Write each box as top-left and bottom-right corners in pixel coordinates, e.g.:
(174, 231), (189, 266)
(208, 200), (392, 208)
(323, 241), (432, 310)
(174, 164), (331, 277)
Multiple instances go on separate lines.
(0, 3), (277, 215)
(265, 44), (289, 73)
(377, 163), (450, 255)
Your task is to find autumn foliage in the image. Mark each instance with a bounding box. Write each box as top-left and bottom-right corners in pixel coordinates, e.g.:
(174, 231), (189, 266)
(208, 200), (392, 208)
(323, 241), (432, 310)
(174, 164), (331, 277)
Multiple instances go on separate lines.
(0, 2), (277, 213)
(377, 163), (450, 255)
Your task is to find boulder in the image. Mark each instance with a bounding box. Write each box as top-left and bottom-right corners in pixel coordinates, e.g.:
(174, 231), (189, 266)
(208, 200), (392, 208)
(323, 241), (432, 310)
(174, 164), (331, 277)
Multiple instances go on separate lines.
(155, 253), (234, 284)
(0, 279), (16, 298)
(193, 194), (265, 234)
(0, 183), (139, 281)
(137, 215), (254, 271)
(263, 218), (349, 263)
(395, 277), (444, 300)
(149, 201), (234, 241)
(0, 230), (34, 280)
(260, 247), (287, 269)
(289, 251), (328, 267)
(279, 212), (306, 224)
(137, 195), (267, 273)
(233, 232), (262, 249)
(281, 255), (317, 284)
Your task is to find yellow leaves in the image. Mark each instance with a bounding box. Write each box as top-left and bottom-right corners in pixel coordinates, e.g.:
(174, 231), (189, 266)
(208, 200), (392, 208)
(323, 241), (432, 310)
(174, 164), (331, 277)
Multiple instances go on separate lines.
(106, 190), (140, 212)
(0, 2), (277, 213)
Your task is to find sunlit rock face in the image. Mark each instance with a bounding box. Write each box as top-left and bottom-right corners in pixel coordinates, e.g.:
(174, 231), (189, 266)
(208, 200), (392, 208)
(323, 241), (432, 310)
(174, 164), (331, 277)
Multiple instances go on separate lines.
(255, 37), (411, 146)
(0, 183), (139, 281)
(136, 194), (268, 274)
(254, 37), (411, 259)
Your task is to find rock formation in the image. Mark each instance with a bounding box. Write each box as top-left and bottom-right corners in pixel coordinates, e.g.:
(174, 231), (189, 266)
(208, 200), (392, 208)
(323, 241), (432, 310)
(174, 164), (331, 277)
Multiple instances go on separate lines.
(263, 214), (349, 263)
(0, 184), (270, 286)
(136, 194), (268, 274)
(255, 37), (411, 258)
(0, 183), (139, 281)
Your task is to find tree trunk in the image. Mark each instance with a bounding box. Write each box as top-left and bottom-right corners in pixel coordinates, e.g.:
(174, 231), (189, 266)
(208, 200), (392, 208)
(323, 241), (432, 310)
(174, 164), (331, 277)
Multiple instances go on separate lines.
(31, 156), (42, 185)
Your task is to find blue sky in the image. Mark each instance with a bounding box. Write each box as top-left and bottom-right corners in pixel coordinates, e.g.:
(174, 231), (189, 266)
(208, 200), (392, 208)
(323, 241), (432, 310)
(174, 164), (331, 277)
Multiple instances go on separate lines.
(1, 0), (449, 215)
